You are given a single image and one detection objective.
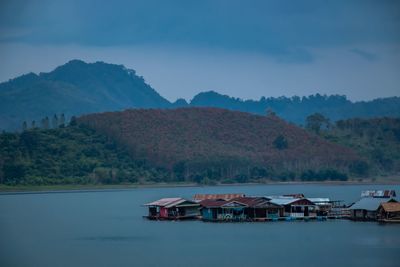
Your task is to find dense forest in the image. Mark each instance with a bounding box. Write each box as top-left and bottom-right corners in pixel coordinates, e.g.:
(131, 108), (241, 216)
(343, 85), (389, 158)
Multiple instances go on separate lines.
(0, 108), (363, 186)
(319, 117), (400, 176)
(188, 91), (400, 125)
(0, 60), (170, 131)
(1, 60), (400, 132)
(0, 123), (171, 186)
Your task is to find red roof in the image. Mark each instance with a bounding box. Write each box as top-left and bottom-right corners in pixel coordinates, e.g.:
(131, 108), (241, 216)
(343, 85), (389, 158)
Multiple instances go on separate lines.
(199, 199), (230, 207)
(194, 193), (245, 201)
(200, 197), (280, 208)
(283, 193), (305, 198)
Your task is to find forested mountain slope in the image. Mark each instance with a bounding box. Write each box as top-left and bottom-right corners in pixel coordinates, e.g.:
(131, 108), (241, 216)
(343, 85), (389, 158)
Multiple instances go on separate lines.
(188, 91), (400, 125)
(0, 60), (170, 131)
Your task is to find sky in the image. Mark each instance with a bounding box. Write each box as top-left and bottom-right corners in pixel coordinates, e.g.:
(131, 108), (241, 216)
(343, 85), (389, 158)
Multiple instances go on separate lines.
(0, 0), (399, 102)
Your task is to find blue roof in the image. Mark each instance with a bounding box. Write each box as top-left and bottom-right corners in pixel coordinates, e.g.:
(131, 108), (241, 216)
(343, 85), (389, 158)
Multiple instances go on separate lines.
(349, 198), (396, 211)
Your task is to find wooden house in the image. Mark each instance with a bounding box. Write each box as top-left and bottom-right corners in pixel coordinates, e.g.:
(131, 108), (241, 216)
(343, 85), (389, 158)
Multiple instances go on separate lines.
(200, 199), (247, 221)
(377, 202), (400, 223)
(144, 198), (200, 220)
(348, 197), (397, 221)
(200, 197), (283, 221)
(269, 197), (316, 218)
(307, 198), (332, 216)
(232, 197), (283, 220)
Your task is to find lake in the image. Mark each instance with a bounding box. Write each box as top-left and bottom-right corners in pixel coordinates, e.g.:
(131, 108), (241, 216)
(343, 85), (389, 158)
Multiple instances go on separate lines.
(1, 184), (399, 267)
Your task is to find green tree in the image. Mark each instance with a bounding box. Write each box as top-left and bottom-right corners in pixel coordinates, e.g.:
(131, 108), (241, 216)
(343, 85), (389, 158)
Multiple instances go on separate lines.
(59, 114), (66, 127)
(22, 121), (27, 131)
(69, 116), (77, 126)
(349, 160), (370, 176)
(41, 117), (50, 129)
(306, 113), (330, 134)
(52, 114), (59, 128)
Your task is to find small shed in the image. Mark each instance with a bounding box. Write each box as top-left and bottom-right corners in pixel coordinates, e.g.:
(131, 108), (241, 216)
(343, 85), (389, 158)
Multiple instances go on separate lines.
(144, 198), (200, 220)
(377, 202), (400, 223)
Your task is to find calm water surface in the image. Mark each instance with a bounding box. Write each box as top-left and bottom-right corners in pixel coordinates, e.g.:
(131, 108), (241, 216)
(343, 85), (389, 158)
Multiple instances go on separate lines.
(1, 184), (399, 267)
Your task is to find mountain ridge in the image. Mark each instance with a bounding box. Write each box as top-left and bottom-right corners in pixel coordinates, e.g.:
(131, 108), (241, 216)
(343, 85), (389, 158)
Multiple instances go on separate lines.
(1, 59), (399, 131)
(0, 60), (171, 131)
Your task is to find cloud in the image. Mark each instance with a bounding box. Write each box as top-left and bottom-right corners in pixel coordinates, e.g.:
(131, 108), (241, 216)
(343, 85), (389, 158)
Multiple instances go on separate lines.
(0, 0), (399, 64)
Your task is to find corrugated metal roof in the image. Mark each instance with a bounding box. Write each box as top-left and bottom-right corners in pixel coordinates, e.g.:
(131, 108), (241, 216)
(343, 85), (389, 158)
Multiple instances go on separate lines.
(144, 198), (199, 208)
(269, 198), (301, 205)
(144, 198), (181, 207)
(379, 202), (400, 213)
(307, 198), (330, 203)
(200, 199), (231, 207)
(200, 197), (279, 208)
(231, 197), (280, 208)
(283, 193), (305, 198)
(349, 197), (396, 211)
(194, 194), (245, 201)
(231, 197), (266, 206)
(269, 197), (316, 206)
(361, 190), (396, 198)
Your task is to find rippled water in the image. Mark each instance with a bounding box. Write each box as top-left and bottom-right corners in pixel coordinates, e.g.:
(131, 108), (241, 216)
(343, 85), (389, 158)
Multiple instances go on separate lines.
(1, 184), (399, 267)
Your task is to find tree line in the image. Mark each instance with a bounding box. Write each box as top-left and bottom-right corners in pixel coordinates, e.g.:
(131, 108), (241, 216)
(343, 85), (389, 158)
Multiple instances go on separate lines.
(22, 114), (73, 131)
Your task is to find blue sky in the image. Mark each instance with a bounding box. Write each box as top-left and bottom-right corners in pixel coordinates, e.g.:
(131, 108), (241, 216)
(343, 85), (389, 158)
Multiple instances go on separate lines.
(0, 0), (399, 101)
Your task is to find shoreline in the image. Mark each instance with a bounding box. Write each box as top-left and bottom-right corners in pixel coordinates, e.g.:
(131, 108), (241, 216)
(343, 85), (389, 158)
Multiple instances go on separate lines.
(1, 179), (399, 194)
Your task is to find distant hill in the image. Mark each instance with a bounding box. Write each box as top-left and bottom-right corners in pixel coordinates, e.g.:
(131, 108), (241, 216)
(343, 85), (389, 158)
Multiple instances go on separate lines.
(188, 91), (400, 125)
(1, 59), (399, 132)
(78, 108), (361, 182)
(0, 108), (361, 185)
(0, 60), (170, 131)
(4, 108), (399, 186)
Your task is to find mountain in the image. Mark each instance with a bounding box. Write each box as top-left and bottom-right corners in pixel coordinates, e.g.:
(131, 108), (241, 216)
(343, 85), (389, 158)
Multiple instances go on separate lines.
(189, 91), (400, 125)
(0, 60), (170, 131)
(1, 59), (399, 132)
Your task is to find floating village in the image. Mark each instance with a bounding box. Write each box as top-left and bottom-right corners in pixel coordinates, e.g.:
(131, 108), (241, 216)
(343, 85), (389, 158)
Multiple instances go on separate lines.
(143, 190), (400, 223)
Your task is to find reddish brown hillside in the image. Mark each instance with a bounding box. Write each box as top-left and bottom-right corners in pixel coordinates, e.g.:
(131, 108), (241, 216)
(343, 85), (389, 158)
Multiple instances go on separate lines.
(78, 108), (360, 177)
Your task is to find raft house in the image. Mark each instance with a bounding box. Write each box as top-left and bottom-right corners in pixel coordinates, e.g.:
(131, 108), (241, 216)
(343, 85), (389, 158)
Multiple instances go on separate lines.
(348, 190), (398, 221)
(143, 197), (201, 220)
(377, 202), (400, 223)
(144, 190), (398, 223)
(200, 196), (283, 222)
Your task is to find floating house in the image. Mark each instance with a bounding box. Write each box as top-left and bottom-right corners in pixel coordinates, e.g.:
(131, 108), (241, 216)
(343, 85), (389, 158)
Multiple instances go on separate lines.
(377, 202), (400, 223)
(308, 198), (332, 216)
(200, 199), (247, 221)
(144, 198), (200, 220)
(361, 190), (396, 198)
(268, 196), (317, 218)
(233, 197), (283, 220)
(200, 197), (283, 221)
(349, 197), (397, 221)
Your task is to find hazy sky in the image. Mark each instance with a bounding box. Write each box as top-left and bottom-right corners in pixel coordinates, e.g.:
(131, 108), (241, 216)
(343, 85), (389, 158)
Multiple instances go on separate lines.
(0, 0), (399, 102)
